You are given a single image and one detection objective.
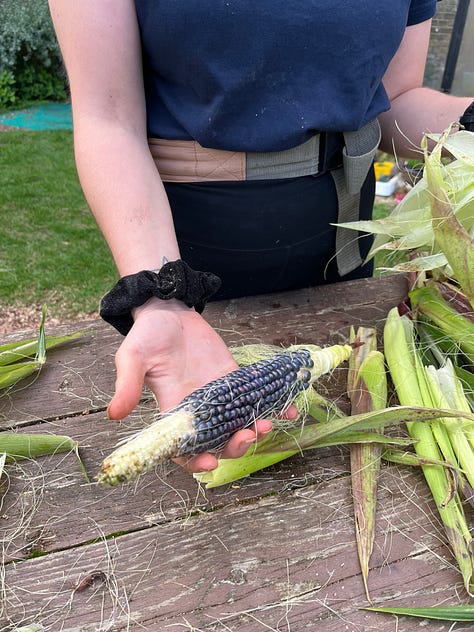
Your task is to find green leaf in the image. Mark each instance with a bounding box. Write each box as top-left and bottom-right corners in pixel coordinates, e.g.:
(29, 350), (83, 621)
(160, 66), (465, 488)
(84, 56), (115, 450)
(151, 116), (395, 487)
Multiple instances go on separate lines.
(423, 129), (474, 307)
(0, 432), (78, 461)
(0, 328), (89, 367)
(365, 604), (474, 621)
(0, 361), (42, 389)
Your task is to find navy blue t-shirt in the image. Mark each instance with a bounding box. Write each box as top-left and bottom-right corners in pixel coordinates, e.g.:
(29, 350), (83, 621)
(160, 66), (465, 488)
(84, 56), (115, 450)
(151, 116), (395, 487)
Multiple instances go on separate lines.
(134, 1), (437, 151)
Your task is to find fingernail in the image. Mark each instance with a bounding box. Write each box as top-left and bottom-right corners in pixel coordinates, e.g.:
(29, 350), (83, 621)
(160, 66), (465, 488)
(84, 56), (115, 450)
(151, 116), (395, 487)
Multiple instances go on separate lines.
(241, 438), (257, 450)
(201, 464), (216, 472)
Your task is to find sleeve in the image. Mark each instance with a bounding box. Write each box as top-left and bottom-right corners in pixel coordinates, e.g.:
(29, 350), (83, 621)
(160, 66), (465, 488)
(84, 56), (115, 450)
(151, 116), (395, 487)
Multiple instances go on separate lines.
(407, 0), (438, 26)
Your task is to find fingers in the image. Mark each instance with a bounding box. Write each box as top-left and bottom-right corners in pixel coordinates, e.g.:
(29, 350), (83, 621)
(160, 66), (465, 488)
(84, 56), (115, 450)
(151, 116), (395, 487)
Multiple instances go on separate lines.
(175, 418), (274, 474)
(283, 403), (299, 420)
(173, 452), (219, 473)
(107, 346), (145, 420)
(221, 418), (273, 458)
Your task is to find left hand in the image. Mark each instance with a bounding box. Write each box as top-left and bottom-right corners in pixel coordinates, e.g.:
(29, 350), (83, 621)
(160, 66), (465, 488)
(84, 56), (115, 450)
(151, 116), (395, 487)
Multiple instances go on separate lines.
(106, 298), (276, 473)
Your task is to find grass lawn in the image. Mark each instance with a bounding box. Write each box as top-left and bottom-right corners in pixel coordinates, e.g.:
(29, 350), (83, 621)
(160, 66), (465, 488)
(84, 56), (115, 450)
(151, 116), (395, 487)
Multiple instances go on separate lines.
(0, 129), (115, 320)
(0, 129), (398, 325)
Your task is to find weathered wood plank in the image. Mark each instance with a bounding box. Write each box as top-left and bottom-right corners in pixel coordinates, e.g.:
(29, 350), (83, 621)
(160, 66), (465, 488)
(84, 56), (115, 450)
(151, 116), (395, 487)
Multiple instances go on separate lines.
(6, 274), (455, 632)
(1, 407), (352, 562)
(0, 275), (408, 428)
(1, 465), (466, 632)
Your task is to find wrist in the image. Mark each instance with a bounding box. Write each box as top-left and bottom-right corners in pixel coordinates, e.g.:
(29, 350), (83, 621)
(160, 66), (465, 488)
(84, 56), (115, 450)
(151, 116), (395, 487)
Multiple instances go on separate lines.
(132, 296), (191, 319)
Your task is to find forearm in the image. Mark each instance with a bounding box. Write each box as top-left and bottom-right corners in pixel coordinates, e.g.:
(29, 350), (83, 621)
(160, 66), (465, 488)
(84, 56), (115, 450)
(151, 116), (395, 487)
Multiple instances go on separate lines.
(73, 118), (179, 277)
(379, 87), (472, 158)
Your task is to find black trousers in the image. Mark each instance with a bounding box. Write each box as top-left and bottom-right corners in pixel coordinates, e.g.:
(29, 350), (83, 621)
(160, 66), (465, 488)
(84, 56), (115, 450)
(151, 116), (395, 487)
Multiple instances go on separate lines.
(165, 168), (375, 301)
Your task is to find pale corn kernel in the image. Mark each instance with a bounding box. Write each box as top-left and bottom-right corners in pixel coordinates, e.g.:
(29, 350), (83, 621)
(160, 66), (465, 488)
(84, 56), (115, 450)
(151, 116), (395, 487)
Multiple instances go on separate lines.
(98, 410), (194, 486)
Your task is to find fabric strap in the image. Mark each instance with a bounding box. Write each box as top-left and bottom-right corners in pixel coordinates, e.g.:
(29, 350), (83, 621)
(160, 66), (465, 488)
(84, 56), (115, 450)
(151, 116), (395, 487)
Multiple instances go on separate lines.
(246, 134), (321, 180)
(332, 118), (381, 276)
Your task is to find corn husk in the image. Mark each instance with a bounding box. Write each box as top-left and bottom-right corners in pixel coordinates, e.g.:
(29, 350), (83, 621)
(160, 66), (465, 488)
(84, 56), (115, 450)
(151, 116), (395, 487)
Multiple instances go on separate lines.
(422, 129), (474, 306)
(0, 306), (90, 391)
(409, 283), (474, 365)
(0, 309), (90, 478)
(384, 306), (474, 594)
(365, 605), (474, 622)
(336, 128), (474, 302)
(0, 432), (79, 462)
(348, 327), (387, 601)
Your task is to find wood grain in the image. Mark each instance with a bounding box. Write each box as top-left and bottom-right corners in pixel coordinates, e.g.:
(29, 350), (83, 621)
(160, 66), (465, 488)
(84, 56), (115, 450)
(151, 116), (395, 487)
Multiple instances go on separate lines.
(3, 275), (468, 631)
(2, 466), (466, 631)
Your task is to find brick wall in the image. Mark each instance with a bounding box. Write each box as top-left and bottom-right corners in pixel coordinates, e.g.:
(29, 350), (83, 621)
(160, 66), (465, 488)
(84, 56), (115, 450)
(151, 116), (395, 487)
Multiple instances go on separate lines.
(425, 0), (458, 89)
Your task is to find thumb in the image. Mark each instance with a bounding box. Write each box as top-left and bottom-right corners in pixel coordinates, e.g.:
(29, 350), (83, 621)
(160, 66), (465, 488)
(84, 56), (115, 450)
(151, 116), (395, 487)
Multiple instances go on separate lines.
(107, 348), (145, 420)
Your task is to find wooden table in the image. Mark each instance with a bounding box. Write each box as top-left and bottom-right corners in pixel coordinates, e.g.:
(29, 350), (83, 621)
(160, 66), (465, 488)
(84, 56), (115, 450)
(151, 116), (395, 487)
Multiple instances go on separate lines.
(1, 275), (472, 632)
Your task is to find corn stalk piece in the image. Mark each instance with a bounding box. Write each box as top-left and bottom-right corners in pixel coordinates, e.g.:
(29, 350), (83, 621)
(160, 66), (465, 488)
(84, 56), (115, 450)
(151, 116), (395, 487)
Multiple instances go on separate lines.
(409, 283), (474, 365)
(347, 327), (387, 602)
(384, 306), (474, 595)
(98, 343), (353, 486)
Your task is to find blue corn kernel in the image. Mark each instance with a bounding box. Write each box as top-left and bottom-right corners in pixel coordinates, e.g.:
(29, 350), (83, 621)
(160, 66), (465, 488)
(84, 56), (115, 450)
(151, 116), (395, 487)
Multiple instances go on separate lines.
(176, 350), (314, 456)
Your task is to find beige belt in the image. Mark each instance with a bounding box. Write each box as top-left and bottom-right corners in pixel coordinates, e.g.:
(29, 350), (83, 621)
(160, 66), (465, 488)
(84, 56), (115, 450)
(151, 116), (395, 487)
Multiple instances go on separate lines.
(148, 135), (322, 183)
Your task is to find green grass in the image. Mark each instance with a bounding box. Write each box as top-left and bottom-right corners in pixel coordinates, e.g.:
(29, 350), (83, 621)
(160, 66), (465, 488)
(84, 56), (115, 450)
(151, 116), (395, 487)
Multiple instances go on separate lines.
(373, 199), (395, 221)
(0, 129), (115, 319)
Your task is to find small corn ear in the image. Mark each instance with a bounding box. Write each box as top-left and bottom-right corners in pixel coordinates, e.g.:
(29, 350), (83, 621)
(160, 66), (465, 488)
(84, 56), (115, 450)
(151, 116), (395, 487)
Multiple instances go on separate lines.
(98, 343), (352, 486)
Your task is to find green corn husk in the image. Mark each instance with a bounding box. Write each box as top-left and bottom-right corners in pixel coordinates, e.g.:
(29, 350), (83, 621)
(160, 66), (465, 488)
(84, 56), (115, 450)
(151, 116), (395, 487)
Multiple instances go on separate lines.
(422, 127), (474, 307)
(409, 283), (474, 365)
(0, 308), (91, 479)
(381, 447), (464, 470)
(0, 329), (87, 368)
(0, 431), (89, 482)
(0, 361), (46, 390)
(0, 306), (90, 391)
(348, 327), (387, 602)
(336, 128), (474, 299)
(0, 432), (79, 462)
(365, 605), (474, 622)
(384, 306), (474, 594)
(196, 395), (472, 489)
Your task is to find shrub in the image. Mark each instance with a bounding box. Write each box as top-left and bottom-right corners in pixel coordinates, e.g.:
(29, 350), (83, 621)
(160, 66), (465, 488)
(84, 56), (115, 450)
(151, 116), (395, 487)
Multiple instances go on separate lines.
(0, 70), (16, 108)
(0, 0), (67, 108)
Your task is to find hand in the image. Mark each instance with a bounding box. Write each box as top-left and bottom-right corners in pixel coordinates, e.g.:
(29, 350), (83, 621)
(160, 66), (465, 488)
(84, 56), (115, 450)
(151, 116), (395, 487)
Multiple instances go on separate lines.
(106, 298), (273, 473)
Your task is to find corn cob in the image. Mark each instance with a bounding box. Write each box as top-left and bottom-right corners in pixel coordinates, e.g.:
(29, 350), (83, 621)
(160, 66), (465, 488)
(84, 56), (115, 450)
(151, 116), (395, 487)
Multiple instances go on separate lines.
(98, 343), (352, 486)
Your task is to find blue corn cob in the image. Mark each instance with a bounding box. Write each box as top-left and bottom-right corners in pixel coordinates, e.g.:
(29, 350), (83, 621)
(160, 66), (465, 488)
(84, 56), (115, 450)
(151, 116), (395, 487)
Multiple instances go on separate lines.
(175, 349), (314, 455)
(98, 344), (352, 485)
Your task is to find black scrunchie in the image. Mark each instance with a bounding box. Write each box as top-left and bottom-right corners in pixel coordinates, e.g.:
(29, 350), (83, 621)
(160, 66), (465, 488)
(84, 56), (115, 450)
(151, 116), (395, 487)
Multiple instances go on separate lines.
(460, 101), (474, 132)
(99, 259), (221, 335)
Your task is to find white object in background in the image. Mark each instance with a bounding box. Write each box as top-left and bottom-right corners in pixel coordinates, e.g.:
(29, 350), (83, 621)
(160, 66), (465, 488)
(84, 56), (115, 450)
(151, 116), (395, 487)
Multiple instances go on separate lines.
(375, 175), (400, 197)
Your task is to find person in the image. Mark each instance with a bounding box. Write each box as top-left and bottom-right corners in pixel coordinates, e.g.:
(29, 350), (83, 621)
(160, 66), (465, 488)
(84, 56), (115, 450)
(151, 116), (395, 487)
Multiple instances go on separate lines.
(48, 1), (473, 474)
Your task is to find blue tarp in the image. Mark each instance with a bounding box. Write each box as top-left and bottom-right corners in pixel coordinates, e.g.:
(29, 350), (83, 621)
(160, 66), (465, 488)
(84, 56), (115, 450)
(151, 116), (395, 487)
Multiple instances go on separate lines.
(0, 102), (72, 130)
